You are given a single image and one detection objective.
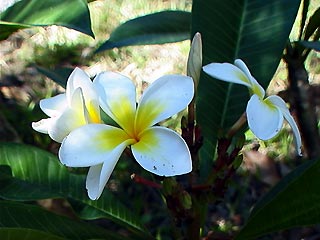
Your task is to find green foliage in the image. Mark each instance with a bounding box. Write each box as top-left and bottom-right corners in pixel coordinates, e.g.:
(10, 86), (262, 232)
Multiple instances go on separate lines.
(96, 10), (191, 52)
(303, 7), (320, 41)
(296, 6), (320, 53)
(236, 158), (320, 239)
(0, 143), (150, 238)
(35, 66), (75, 88)
(191, 0), (300, 178)
(0, 201), (123, 240)
(0, 0), (94, 40)
(0, 228), (65, 240)
(298, 40), (320, 51)
(299, 0), (310, 40)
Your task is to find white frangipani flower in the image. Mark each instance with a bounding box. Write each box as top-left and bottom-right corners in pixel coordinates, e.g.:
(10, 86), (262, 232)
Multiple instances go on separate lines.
(203, 59), (302, 156)
(59, 72), (194, 200)
(32, 67), (101, 142)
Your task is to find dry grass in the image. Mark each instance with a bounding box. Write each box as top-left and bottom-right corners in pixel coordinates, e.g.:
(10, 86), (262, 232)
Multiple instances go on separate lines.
(0, 0), (192, 105)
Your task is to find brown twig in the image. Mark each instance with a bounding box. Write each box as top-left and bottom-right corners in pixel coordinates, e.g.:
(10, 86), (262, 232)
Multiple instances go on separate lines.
(130, 174), (162, 189)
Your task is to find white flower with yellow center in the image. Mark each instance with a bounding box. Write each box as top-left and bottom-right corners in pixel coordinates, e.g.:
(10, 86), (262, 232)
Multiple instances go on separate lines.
(32, 67), (101, 142)
(59, 72), (194, 200)
(203, 59), (302, 155)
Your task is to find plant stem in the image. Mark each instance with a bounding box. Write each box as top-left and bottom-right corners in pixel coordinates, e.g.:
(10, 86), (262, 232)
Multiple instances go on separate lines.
(130, 174), (162, 189)
(186, 206), (201, 240)
(226, 112), (247, 138)
(285, 49), (320, 159)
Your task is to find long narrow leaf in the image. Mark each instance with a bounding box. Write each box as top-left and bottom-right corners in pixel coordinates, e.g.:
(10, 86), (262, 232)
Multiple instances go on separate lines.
(0, 0), (94, 40)
(0, 21), (30, 40)
(96, 10), (191, 52)
(298, 40), (320, 51)
(299, 0), (310, 40)
(303, 7), (320, 40)
(236, 158), (320, 239)
(0, 228), (65, 240)
(0, 143), (149, 238)
(35, 65), (75, 89)
(0, 165), (60, 200)
(191, 0), (300, 178)
(0, 201), (124, 240)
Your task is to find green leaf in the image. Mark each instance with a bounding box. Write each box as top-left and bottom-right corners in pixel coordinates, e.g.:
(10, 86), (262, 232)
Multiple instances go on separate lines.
(298, 40), (320, 51)
(0, 165), (60, 200)
(35, 65), (75, 89)
(0, 143), (150, 238)
(68, 201), (110, 220)
(0, 228), (65, 240)
(303, 7), (320, 40)
(0, 201), (124, 240)
(236, 158), (320, 239)
(0, 21), (30, 40)
(0, 0), (94, 40)
(191, 0), (300, 178)
(299, 0), (310, 40)
(96, 10), (191, 52)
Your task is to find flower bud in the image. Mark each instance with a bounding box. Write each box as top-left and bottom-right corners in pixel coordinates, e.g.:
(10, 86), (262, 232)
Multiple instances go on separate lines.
(162, 178), (178, 196)
(187, 32), (202, 92)
(178, 190), (192, 210)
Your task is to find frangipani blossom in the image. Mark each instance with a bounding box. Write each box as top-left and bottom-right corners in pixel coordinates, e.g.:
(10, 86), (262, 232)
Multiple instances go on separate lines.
(203, 59), (302, 156)
(32, 67), (101, 142)
(59, 72), (194, 200)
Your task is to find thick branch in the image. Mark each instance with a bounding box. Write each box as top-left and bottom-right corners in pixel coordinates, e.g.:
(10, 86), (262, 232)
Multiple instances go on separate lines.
(285, 53), (320, 159)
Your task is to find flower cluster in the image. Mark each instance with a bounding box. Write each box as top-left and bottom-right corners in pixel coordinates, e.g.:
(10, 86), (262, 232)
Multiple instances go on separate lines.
(203, 59), (302, 156)
(33, 37), (303, 200)
(33, 68), (194, 200)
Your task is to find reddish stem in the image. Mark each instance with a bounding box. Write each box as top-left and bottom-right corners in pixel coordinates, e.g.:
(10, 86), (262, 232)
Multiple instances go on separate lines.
(130, 173), (162, 189)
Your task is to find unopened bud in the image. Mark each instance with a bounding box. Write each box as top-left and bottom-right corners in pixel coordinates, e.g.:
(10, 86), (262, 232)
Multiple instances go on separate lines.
(179, 190), (192, 210)
(162, 178), (178, 196)
(187, 32), (202, 92)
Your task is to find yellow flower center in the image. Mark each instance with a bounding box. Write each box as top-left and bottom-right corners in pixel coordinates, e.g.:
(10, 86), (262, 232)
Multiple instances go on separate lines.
(236, 71), (251, 86)
(134, 100), (164, 137)
(264, 98), (278, 111)
(251, 84), (264, 99)
(110, 96), (164, 144)
(95, 127), (135, 151)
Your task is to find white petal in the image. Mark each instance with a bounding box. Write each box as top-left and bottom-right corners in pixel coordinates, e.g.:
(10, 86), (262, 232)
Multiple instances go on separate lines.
(131, 126), (192, 176)
(86, 160), (118, 200)
(267, 95), (302, 156)
(66, 68), (96, 104)
(32, 118), (55, 134)
(234, 59), (265, 98)
(246, 94), (283, 140)
(69, 87), (85, 111)
(39, 94), (67, 117)
(66, 68), (100, 123)
(234, 59), (253, 81)
(49, 88), (87, 142)
(59, 124), (133, 167)
(135, 75), (194, 130)
(49, 107), (86, 143)
(86, 164), (103, 200)
(203, 62), (252, 87)
(94, 71), (136, 131)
